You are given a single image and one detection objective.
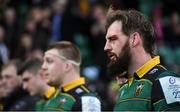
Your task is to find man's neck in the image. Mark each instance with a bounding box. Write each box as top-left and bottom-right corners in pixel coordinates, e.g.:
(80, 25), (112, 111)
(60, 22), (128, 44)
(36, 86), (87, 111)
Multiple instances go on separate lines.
(128, 50), (152, 78)
(61, 70), (80, 87)
(40, 83), (52, 96)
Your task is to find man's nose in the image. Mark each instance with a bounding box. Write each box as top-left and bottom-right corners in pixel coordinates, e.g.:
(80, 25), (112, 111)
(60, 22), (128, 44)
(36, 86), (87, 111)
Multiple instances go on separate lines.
(23, 83), (27, 90)
(41, 62), (47, 70)
(104, 42), (111, 52)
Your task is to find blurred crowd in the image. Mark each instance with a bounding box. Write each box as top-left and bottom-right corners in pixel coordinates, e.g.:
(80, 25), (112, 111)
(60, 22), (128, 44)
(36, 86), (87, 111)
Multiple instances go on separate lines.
(0, 0), (179, 110)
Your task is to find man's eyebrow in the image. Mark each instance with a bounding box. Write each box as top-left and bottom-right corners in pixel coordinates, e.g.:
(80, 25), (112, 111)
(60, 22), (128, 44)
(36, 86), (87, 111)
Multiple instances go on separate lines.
(107, 35), (118, 39)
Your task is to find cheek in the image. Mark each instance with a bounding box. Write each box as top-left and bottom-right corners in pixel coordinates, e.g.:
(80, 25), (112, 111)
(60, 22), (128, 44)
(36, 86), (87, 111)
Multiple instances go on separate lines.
(113, 48), (121, 57)
(115, 43), (125, 56)
(29, 80), (36, 87)
(50, 63), (62, 74)
(8, 78), (19, 88)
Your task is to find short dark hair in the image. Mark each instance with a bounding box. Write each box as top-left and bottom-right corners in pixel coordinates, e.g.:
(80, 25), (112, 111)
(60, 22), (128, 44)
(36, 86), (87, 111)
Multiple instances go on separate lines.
(106, 10), (155, 56)
(18, 58), (42, 75)
(48, 41), (81, 66)
(2, 59), (22, 73)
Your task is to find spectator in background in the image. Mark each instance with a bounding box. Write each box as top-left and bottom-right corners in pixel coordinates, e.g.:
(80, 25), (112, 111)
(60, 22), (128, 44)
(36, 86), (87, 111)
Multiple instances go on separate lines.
(0, 26), (9, 67)
(15, 32), (32, 61)
(51, 0), (67, 42)
(88, 4), (111, 110)
(1, 60), (38, 111)
(164, 11), (180, 48)
(30, 48), (44, 61)
(91, 3), (108, 81)
(2, 8), (19, 58)
(24, 7), (50, 51)
(152, 5), (164, 45)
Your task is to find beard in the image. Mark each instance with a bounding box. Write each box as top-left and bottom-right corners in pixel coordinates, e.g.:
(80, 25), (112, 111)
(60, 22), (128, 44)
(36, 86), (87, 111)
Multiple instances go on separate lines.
(107, 41), (131, 77)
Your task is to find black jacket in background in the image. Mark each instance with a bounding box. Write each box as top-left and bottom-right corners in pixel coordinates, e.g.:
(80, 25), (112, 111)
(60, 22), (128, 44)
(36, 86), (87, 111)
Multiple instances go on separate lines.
(2, 86), (39, 111)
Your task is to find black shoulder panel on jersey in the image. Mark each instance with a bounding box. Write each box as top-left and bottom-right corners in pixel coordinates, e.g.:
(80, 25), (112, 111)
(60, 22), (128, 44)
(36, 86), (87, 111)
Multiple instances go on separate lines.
(62, 84), (91, 111)
(142, 64), (167, 83)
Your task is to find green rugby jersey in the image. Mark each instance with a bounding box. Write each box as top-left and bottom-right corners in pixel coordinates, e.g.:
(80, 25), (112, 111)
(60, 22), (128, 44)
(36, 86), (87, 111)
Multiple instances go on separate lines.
(36, 78), (101, 111)
(114, 56), (180, 111)
(61, 77), (101, 111)
(36, 87), (75, 111)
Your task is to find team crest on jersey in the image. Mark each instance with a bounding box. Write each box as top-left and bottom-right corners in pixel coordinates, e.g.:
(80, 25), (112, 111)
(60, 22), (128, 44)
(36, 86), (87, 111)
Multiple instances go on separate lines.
(59, 98), (67, 105)
(135, 83), (144, 96)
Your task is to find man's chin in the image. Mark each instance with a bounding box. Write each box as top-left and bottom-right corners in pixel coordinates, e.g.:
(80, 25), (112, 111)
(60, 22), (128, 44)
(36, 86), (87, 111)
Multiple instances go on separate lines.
(45, 78), (51, 84)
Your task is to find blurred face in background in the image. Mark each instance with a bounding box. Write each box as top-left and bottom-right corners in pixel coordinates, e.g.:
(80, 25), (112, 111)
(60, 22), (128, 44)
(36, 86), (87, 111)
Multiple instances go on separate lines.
(1, 65), (21, 97)
(52, 0), (67, 14)
(20, 33), (32, 49)
(4, 8), (16, 24)
(0, 76), (6, 98)
(21, 70), (44, 96)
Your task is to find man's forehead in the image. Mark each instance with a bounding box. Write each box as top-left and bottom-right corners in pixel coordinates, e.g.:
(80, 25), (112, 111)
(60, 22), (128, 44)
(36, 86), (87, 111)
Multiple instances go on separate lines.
(22, 71), (33, 77)
(106, 21), (122, 37)
(45, 49), (60, 57)
(2, 65), (17, 76)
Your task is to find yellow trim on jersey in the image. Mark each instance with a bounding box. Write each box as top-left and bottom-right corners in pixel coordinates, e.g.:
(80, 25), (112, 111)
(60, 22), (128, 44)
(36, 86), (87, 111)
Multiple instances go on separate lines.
(47, 108), (64, 111)
(118, 98), (151, 103)
(136, 56), (160, 78)
(80, 85), (90, 93)
(63, 77), (85, 92)
(157, 65), (167, 70)
(44, 87), (56, 99)
(153, 98), (166, 105)
(128, 77), (134, 86)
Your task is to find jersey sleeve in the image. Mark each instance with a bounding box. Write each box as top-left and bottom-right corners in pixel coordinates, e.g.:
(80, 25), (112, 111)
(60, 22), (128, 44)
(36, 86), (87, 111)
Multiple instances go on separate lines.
(72, 96), (101, 112)
(151, 76), (180, 111)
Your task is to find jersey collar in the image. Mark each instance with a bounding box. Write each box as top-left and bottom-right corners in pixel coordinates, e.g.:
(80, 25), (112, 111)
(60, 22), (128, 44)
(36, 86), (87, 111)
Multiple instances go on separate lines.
(135, 56), (160, 78)
(62, 77), (85, 92)
(43, 87), (56, 99)
(128, 77), (134, 86)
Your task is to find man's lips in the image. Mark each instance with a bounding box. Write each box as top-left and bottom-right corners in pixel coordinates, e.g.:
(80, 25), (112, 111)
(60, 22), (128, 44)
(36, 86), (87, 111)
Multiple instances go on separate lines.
(107, 52), (117, 61)
(44, 72), (48, 76)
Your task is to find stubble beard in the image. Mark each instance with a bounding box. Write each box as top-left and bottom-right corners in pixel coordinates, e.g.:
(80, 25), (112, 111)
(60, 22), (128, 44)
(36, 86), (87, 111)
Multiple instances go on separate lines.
(107, 41), (131, 78)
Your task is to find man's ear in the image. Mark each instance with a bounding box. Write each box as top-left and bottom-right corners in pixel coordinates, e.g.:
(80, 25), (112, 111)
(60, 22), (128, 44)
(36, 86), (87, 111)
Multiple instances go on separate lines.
(130, 32), (141, 48)
(64, 62), (72, 72)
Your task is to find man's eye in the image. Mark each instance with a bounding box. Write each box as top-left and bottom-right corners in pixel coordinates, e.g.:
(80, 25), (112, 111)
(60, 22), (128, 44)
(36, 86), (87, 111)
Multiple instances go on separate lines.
(23, 78), (29, 82)
(4, 75), (12, 79)
(110, 38), (117, 41)
(47, 59), (53, 64)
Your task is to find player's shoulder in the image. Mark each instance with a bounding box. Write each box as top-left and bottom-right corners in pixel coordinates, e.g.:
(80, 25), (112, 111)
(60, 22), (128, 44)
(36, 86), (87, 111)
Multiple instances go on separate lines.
(157, 71), (180, 104)
(157, 71), (180, 79)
